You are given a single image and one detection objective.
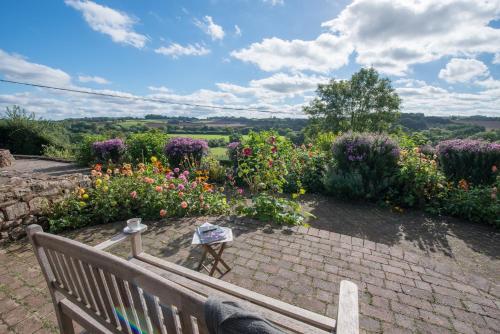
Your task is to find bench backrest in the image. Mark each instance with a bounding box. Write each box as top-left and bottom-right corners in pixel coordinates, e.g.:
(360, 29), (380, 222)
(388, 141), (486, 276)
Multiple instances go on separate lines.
(27, 225), (209, 334)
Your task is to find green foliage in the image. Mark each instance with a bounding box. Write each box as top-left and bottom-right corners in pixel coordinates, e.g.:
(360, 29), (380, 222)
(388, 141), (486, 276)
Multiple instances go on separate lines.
(42, 145), (74, 160)
(75, 134), (106, 166)
(48, 163), (229, 233)
(322, 167), (365, 199)
(126, 131), (169, 164)
(313, 132), (337, 154)
(304, 68), (401, 134)
(436, 139), (500, 185)
(389, 148), (447, 207)
(284, 145), (327, 194)
(437, 181), (499, 227)
(238, 194), (311, 226)
(236, 130), (294, 194)
(0, 105), (70, 155)
(327, 132), (400, 199)
(202, 156), (227, 183)
(207, 138), (227, 147)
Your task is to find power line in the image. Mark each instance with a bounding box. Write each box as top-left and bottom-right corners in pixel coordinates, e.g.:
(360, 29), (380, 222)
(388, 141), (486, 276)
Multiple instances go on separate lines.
(0, 78), (283, 114)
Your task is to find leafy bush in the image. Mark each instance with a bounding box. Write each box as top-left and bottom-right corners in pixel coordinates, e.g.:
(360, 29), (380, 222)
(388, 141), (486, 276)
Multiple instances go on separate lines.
(42, 145), (74, 160)
(0, 105), (70, 155)
(164, 137), (208, 167)
(237, 193), (310, 226)
(75, 134), (106, 166)
(389, 148), (446, 207)
(284, 144), (326, 193)
(202, 156), (227, 183)
(48, 162), (229, 232)
(207, 138), (227, 147)
(236, 131), (294, 194)
(322, 167), (365, 199)
(127, 131), (168, 164)
(327, 132), (400, 199)
(436, 139), (500, 185)
(92, 138), (127, 164)
(438, 180), (499, 227)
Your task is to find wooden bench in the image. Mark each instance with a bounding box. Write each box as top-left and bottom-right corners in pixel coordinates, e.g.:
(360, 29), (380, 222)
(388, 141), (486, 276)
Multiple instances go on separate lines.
(27, 224), (359, 334)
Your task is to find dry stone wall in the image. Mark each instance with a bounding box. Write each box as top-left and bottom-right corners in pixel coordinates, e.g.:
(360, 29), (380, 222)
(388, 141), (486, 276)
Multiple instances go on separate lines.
(0, 170), (90, 244)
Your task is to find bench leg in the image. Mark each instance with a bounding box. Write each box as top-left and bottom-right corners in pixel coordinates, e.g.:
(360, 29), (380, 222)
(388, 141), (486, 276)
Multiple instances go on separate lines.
(59, 310), (75, 334)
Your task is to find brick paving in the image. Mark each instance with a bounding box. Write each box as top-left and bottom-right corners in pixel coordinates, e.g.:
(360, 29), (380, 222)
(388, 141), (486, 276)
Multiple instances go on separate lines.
(1, 216), (499, 333)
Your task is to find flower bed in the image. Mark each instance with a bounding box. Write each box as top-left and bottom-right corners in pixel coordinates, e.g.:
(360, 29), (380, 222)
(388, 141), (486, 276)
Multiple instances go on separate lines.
(47, 160), (228, 232)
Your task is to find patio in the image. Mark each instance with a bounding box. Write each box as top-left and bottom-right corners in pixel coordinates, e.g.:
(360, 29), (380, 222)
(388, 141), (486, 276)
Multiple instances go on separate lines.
(0, 205), (499, 334)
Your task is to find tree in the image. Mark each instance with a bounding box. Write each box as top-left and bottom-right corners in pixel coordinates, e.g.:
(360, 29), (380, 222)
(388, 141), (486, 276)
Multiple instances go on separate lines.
(304, 68), (401, 134)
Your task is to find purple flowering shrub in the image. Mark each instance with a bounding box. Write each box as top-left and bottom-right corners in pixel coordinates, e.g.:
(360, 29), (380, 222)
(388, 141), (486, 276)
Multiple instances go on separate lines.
(437, 139), (500, 185)
(227, 141), (240, 163)
(164, 137), (208, 167)
(327, 132), (400, 199)
(92, 138), (126, 163)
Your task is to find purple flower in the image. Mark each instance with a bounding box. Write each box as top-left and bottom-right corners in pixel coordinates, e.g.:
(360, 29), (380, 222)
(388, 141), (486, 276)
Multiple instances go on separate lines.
(92, 138), (126, 163)
(164, 137), (208, 166)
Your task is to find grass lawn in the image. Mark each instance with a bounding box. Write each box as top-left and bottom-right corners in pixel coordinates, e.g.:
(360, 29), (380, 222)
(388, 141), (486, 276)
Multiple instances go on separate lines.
(170, 133), (230, 141)
(209, 147), (228, 160)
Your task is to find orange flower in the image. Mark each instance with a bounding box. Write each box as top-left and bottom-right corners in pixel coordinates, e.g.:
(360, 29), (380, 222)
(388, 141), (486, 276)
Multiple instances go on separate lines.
(458, 179), (469, 191)
(492, 165), (498, 173)
(178, 191), (184, 197)
(130, 191), (137, 199)
(160, 209), (167, 217)
(180, 201), (188, 209)
(94, 163), (102, 172)
(155, 186), (163, 192)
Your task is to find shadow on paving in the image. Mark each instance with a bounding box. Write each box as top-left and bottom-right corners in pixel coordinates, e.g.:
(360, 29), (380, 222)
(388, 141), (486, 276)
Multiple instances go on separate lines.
(303, 194), (499, 260)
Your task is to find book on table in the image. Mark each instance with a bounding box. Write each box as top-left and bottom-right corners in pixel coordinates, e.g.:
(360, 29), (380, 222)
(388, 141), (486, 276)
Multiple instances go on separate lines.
(197, 225), (227, 244)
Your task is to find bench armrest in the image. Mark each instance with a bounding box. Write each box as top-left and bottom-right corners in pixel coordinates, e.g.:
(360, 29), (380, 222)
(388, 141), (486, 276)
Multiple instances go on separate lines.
(336, 280), (359, 334)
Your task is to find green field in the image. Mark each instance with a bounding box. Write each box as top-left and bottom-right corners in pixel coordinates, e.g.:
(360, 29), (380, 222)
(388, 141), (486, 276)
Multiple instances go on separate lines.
(169, 133), (230, 140)
(209, 147), (229, 160)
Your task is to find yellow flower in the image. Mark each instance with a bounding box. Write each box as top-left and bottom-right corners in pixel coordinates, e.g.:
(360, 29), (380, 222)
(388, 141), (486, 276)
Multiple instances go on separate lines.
(151, 156), (158, 163)
(82, 194), (89, 200)
(292, 193), (298, 199)
(103, 186), (109, 192)
(299, 188), (306, 195)
(95, 179), (103, 187)
(78, 188), (86, 195)
(79, 201), (86, 207)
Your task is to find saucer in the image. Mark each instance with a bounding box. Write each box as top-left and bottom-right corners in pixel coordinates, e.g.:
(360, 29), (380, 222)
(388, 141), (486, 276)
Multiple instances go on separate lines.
(123, 223), (147, 234)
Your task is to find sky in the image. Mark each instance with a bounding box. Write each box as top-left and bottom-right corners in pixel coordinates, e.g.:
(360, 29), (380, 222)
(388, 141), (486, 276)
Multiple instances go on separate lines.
(0, 0), (500, 120)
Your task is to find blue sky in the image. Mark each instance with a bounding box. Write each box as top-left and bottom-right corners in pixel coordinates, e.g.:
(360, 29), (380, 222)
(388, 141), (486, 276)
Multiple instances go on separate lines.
(0, 0), (500, 119)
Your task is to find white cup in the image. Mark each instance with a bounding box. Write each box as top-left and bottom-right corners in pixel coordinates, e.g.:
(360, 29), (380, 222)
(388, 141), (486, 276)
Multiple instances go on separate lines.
(127, 218), (142, 231)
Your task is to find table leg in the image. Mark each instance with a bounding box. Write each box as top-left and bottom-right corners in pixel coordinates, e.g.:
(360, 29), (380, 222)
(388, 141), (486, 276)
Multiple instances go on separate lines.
(207, 243), (230, 277)
(197, 246), (208, 271)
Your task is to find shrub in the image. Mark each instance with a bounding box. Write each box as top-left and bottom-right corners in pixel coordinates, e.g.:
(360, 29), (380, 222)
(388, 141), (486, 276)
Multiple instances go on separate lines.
(42, 145), (74, 160)
(202, 156), (227, 183)
(48, 162), (229, 232)
(75, 134), (106, 166)
(164, 137), (208, 167)
(436, 139), (500, 185)
(92, 138), (127, 164)
(284, 144), (327, 193)
(322, 167), (365, 199)
(328, 132), (400, 199)
(438, 181), (499, 227)
(0, 105), (70, 155)
(207, 138), (227, 147)
(237, 193), (310, 226)
(236, 131), (294, 194)
(227, 141), (240, 164)
(127, 131), (168, 164)
(389, 148), (447, 207)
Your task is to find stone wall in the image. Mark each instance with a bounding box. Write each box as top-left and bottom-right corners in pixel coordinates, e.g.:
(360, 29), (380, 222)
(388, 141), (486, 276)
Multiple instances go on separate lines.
(0, 170), (91, 244)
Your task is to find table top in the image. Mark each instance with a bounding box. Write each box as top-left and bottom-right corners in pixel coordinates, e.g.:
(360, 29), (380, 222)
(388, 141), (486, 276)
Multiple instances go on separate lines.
(192, 222), (233, 245)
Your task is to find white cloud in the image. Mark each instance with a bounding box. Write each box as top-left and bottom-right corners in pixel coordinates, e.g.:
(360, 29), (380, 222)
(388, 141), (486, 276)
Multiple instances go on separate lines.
(154, 43), (210, 58)
(148, 86), (172, 93)
(262, 0), (284, 5)
(493, 53), (500, 64)
(194, 16), (225, 41)
(233, 0), (500, 75)
(395, 79), (500, 116)
(0, 49), (72, 86)
(438, 58), (489, 83)
(234, 25), (242, 37)
(65, 0), (148, 48)
(322, 0), (500, 75)
(231, 34), (353, 73)
(78, 75), (110, 84)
